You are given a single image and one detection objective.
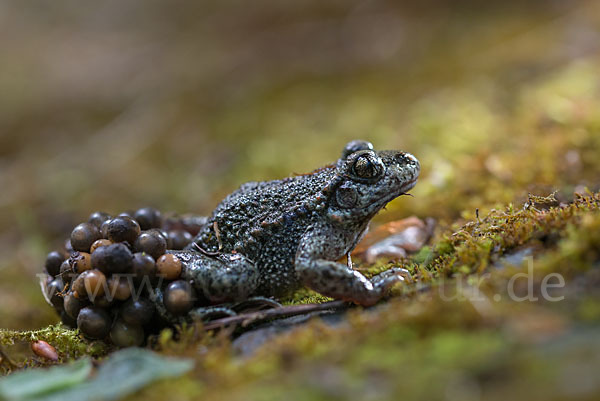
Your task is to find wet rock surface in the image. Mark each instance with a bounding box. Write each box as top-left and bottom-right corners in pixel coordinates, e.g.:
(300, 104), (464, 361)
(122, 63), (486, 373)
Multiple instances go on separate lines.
(232, 309), (349, 357)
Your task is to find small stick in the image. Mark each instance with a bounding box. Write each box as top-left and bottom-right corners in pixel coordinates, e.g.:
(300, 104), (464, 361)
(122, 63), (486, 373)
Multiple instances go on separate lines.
(0, 346), (18, 369)
(213, 222), (223, 251)
(192, 242), (220, 256)
(202, 300), (348, 331)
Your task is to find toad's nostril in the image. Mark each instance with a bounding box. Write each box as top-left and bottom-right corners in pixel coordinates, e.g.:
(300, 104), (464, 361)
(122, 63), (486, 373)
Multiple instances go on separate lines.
(406, 153), (419, 165)
(406, 153), (420, 173)
(395, 152), (420, 170)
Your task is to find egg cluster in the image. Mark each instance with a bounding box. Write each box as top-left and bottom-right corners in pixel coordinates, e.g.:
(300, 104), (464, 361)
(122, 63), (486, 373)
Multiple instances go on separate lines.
(42, 208), (202, 347)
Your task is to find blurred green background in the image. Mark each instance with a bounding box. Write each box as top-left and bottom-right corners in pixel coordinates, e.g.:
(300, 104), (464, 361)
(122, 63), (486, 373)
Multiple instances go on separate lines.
(1, 0), (599, 334)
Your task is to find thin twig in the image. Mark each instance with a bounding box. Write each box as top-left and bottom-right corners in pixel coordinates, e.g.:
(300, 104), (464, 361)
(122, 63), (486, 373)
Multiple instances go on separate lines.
(202, 300), (349, 331)
(0, 346), (18, 369)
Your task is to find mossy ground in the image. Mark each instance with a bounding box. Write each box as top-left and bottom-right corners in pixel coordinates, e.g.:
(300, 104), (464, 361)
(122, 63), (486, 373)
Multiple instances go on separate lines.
(126, 191), (600, 401)
(1, 2), (600, 400)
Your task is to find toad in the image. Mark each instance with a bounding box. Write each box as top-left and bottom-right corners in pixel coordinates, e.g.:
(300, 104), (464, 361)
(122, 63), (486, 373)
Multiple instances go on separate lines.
(170, 140), (420, 309)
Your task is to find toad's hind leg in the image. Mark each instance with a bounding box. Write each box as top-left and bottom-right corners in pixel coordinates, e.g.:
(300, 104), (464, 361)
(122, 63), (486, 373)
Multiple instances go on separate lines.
(170, 250), (260, 304)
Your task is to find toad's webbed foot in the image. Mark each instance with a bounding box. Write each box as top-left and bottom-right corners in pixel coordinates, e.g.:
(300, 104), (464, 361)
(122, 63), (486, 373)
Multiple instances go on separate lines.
(151, 294), (281, 326)
(232, 296), (282, 313)
(188, 306), (237, 321)
(369, 267), (411, 297)
(190, 297), (281, 322)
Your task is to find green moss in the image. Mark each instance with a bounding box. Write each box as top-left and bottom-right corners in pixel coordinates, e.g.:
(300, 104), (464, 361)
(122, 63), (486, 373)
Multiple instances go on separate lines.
(144, 190), (600, 401)
(5, 195), (600, 397)
(5, 194), (600, 397)
(0, 324), (107, 373)
(281, 288), (333, 306)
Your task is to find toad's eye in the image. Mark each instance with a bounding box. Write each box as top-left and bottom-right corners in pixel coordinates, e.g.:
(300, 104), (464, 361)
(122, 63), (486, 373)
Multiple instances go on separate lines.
(352, 155), (379, 178)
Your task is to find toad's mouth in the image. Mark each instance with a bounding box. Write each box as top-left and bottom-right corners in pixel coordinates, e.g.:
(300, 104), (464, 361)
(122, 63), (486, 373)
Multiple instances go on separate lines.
(377, 176), (418, 206)
(400, 176), (418, 193)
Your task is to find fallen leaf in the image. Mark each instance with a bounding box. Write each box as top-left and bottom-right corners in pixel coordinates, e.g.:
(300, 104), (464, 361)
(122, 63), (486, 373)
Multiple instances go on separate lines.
(0, 348), (194, 401)
(0, 357), (91, 400)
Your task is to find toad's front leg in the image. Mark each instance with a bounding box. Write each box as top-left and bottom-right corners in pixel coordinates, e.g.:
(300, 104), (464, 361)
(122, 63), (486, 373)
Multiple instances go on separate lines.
(294, 227), (407, 306)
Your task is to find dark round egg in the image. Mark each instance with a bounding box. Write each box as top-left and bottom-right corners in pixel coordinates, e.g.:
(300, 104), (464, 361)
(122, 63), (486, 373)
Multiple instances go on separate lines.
(133, 207), (162, 230)
(156, 254), (182, 281)
(83, 269), (107, 300)
(132, 252), (156, 285)
(71, 272), (88, 299)
(167, 230), (193, 250)
(107, 276), (132, 301)
(70, 223), (101, 253)
(164, 280), (196, 316)
(106, 216), (141, 245)
(46, 277), (65, 309)
(70, 251), (92, 274)
(134, 230), (167, 260)
(64, 291), (88, 319)
(91, 243), (133, 274)
(120, 298), (154, 326)
(88, 211), (112, 228)
(45, 251), (66, 277)
(59, 260), (75, 283)
(110, 320), (145, 347)
(90, 239), (112, 253)
(60, 310), (78, 329)
(77, 306), (111, 340)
